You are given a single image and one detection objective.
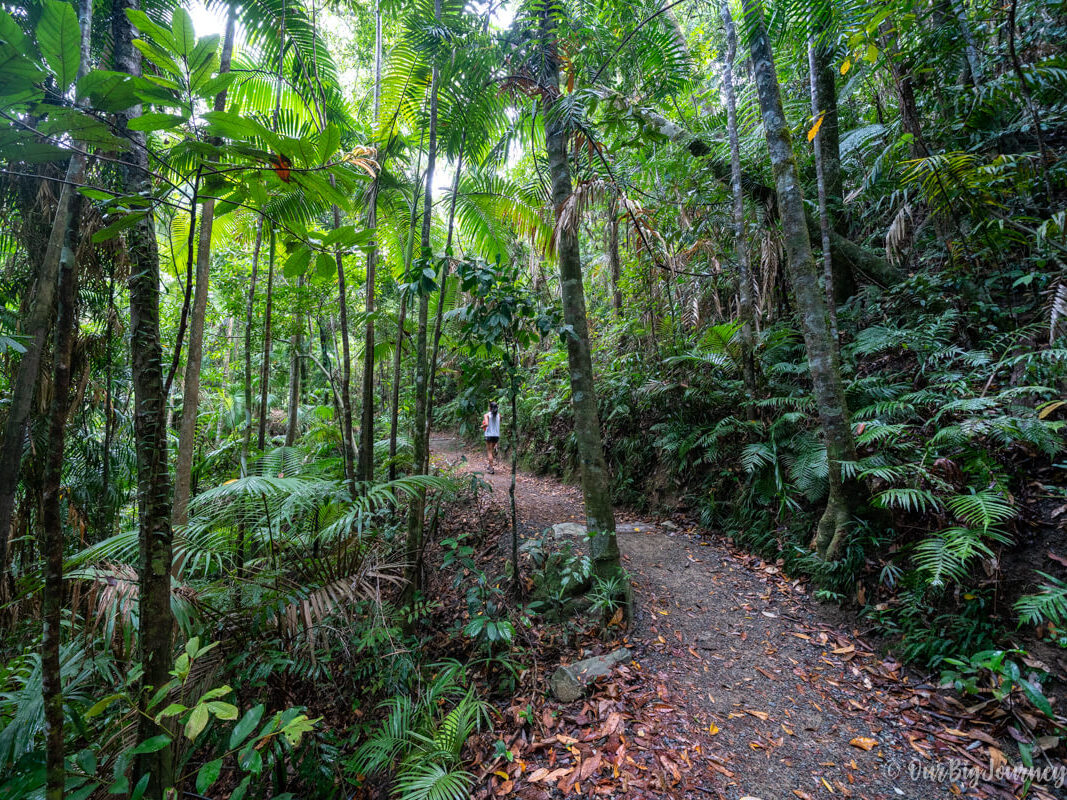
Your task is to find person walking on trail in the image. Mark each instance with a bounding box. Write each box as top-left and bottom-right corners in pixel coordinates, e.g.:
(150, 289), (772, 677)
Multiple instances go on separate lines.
(482, 401), (501, 474)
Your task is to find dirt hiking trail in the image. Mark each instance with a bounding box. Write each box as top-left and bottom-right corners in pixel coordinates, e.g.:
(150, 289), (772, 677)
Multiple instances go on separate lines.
(431, 434), (1061, 800)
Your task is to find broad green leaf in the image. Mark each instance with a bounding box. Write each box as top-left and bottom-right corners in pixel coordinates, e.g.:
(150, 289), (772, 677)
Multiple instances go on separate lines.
(92, 211), (146, 243)
(126, 112), (186, 132)
(283, 246), (312, 279)
(76, 69), (139, 112)
(130, 773), (150, 800)
(199, 685), (231, 701)
(127, 734), (171, 756)
(189, 36), (220, 89)
(0, 9), (28, 51)
(228, 704), (265, 750)
(155, 702), (188, 720)
(0, 42), (43, 101)
(196, 758), (223, 794)
(317, 124), (340, 163)
(230, 775), (252, 800)
(171, 7), (195, 61)
(38, 0), (81, 91)
(206, 701), (239, 720)
(315, 251), (337, 280)
(39, 108), (129, 149)
(132, 39), (181, 78)
(85, 693), (123, 718)
(125, 9), (174, 49)
(185, 703), (210, 740)
(238, 744), (262, 775)
(196, 71), (236, 100)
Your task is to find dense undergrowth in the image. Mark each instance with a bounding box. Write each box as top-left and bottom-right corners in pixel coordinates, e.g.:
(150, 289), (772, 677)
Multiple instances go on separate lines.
(443, 267), (1067, 677)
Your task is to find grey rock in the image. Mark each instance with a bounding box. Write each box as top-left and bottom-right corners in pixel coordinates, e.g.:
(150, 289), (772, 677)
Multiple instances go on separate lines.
(660, 520), (679, 532)
(549, 647), (632, 702)
(616, 522), (654, 534)
(552, 522), (587, 539)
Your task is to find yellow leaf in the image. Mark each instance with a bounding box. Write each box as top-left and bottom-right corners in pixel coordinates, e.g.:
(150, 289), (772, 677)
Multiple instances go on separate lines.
(709, 723), (720, 735)
(1039, 400), (1064, 419)
(840, 58), (852, 75)
(865, 43), (879, 63)
(493, 770), (510, 780)
(807, 112), (825, 142)
(821, 777), (834, 792)
(849, 736), (879, 751)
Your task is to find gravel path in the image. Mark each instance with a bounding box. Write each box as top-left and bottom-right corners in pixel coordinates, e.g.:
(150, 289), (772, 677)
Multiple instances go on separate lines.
(432, 434), (1060, 800)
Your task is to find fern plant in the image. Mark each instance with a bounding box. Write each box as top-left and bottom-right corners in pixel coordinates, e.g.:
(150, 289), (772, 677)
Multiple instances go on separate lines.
(347, 663), (490, 800)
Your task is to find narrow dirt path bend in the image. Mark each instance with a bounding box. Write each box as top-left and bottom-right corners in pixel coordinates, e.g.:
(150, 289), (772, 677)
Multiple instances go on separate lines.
(431, 434), (1041, 800)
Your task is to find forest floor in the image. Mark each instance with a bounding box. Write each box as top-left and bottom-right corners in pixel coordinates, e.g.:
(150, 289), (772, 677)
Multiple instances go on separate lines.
(429, 434), (1066, 800)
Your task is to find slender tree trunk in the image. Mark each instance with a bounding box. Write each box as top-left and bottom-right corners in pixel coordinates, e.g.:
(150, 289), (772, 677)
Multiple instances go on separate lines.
(508, 347), (520, 598)
(0, 106), (94, 594)
(113, 0), (175, 791)
(880, 22), (930, 159)
(41, 188), (80, 800)
(809, 38), (839, 336)
(388, 135), (425, 482)
(807, 1), (852, 304)
(173, 10), (236, 525)
(743, 0), (858, 559)
(242, 220), (263, 474)
(949, 0), (982, 86)
(1007, 0), (1052, 195)
(359, 7), (382, 485)
(425, 135), (465, 448)
(405, 2), (441, 597)
(608, 194), (622, 314)
(333, 199), (358, 495)
(720, 2), (758, 417)
(257, 227), (276, 451)
(100, 269), (115, 535)
(285, 292), (303, 448)
(540, 14), (623, 586)
(216, 316), (234, 440)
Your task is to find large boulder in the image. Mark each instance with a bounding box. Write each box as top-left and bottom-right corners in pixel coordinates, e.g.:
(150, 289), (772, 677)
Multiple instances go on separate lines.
(549, 647), (632, 702)
(551, 522), (587, 539)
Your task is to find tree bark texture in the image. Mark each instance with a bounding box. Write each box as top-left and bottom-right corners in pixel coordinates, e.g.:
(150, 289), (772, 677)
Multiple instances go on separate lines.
(743, 0), (858, 559)
(257, 227), (275, 451)
(173, 9), (236, 525)
(720, 2), (759, 417)
(541, 17), (622, 582)
(112, 0), (175, 791)
(405, 0), (441, 596)
(41, 148), (82, 800)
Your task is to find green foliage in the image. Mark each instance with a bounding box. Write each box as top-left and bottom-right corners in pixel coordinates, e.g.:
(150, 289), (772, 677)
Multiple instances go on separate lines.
(346, 664), (489, 800)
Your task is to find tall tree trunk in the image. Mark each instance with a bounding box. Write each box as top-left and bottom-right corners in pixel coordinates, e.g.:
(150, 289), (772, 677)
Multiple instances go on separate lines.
(285, 292), (303, 448)
(113, 0), (175, 791)
(388, 134), (425, 483)
(405, 1), (441, 598)
(608, 194), (622, 314)
(720, 2), (758, 418)
(540, 14), (623, 586)
(807, 1), (852, 304)
(809, 38), (839, 335)
(880, 21), (930, 159)
(358, 3), (383, 485)
(41, 188), (81, 800)
(333, 199), (358, 495)
(258, 227), (275, 451)
(425, 135), (465, 448)
(242, 220), (263, 474)
(743, 0), (858, 560)
(173, 9), (236, 525)
(216, 316), (234, 440)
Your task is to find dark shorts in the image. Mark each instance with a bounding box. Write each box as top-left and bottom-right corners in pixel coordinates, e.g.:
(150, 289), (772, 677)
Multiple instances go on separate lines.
(485, 436), (499, 444)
